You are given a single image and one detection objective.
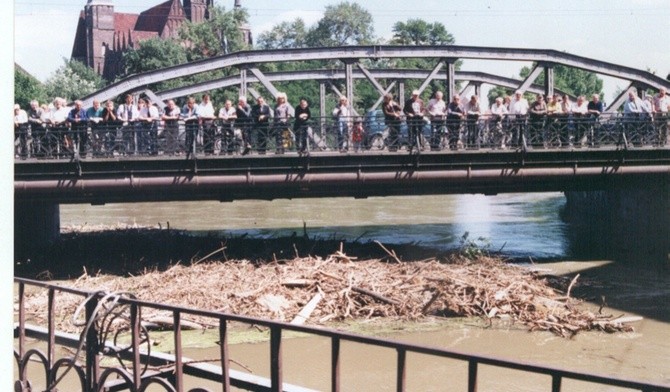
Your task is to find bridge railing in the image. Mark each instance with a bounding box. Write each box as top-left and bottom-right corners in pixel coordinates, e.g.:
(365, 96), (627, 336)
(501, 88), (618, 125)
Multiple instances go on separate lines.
(14, 277), (670, 392)
(13, 113), (669, 160)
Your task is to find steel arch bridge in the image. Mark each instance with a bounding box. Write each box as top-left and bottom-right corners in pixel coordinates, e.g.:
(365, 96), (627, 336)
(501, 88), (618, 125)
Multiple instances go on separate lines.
(81, 45), (670, 114)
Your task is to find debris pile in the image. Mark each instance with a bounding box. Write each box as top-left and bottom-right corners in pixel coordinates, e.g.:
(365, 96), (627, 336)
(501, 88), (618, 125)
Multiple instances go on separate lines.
(19, 249), (637, 338)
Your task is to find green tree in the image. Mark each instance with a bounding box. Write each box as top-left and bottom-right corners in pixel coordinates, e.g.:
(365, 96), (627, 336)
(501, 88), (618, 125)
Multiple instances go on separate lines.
(14, 66), (47, 108)
(179, 5), (250, 60)
(487, 64), (604, 104)
(257, 18), (308, 49)
(306, 2), (375, 46)
(44, 59), (105, 102)
(390, 19), (454, 46)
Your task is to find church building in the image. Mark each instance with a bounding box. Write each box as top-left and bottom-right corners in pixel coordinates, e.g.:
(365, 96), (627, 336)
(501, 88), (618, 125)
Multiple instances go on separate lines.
(71, 0), (251, 81)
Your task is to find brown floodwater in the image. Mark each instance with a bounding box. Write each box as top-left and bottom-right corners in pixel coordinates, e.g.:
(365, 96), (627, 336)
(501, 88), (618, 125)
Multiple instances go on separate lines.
(28, 193), (667, 390)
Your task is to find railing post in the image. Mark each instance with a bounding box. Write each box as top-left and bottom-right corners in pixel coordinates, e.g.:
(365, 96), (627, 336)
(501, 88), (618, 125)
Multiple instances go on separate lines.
(467, 359), (478, 392)
(396, 348), (406, 392)
(85, 295), (100, 392)
(270, 326), (283, 392)
(47, 288), (56, 389)
(331, 337), (340, 392)
(551, 374), (562, 392)
(173, 310), (184, 392)
(219, 317), (231, 392)
(130, 303), (141, 388)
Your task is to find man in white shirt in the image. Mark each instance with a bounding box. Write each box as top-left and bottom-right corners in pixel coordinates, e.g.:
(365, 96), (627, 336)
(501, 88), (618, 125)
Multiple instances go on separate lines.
(508, 91), (529, 147)
(653, 88), (669, 145)
(196, 94), (217, 153)
(14, 104), (28, 157)
(490, 97), (509, 148)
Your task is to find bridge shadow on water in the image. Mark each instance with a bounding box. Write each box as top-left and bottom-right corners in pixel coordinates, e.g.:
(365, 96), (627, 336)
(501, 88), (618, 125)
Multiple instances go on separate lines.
(14, 213), (670, 325)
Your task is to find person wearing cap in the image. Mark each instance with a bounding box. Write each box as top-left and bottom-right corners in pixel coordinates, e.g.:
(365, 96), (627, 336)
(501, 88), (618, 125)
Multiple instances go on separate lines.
(404, 90), (424, 152)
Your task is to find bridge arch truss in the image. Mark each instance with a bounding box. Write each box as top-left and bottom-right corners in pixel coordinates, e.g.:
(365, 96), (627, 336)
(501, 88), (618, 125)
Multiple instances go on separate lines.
(82, 45), (670, 114)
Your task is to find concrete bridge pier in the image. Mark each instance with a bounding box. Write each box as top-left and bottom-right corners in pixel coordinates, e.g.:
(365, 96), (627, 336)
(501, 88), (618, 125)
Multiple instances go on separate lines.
(14, 201), (60, 259)
(563, 182), (670, 264)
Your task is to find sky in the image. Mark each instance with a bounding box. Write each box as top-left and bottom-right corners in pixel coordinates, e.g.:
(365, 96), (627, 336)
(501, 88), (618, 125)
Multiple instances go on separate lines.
(12, 0), (670, 103)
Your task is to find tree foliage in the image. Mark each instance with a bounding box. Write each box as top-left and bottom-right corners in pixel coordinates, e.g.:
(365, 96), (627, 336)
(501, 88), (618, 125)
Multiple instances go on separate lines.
(257, 19), (308, 50)
(487, 64), (604, 104)
(390, 19), (454, 46)
(179, 5), (250, 60)
(44, 59), (105, 102)
(15, 67), (47, 108)
(306, 2), (374, 46)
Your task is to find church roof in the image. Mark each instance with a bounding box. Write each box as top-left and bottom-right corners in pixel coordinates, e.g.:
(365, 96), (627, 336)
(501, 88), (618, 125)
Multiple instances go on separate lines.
(135, 0), (184, 34)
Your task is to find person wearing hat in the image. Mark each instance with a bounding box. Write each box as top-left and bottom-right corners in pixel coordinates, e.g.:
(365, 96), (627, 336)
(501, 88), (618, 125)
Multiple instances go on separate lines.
(404, 90), (424, 152)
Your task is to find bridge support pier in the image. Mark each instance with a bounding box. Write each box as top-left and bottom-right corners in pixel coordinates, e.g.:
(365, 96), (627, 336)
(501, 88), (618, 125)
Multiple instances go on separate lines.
(563, 182), (670, 264)
(14, 201), (60, 258)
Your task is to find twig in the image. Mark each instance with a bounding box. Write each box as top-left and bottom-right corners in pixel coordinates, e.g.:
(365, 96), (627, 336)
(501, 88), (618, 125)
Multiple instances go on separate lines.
(374, 241), (402, 263)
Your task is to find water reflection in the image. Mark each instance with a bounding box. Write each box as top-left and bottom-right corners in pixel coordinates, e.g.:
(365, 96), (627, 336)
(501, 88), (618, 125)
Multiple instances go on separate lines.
(61, 193), (569, 259)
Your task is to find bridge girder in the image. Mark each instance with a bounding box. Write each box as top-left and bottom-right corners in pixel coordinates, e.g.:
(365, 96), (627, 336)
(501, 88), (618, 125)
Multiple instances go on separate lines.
(81, 45), (670, 109)
(150, 69), (574, 108)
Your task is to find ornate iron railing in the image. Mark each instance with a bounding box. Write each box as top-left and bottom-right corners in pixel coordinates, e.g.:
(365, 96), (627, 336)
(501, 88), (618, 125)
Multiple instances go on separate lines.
(14, 277), (670, 392)
(13, 113), (669, 160)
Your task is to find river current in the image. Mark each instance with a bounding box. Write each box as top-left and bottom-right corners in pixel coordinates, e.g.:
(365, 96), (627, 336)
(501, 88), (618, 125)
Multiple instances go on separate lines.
(57, 193), (670, 390)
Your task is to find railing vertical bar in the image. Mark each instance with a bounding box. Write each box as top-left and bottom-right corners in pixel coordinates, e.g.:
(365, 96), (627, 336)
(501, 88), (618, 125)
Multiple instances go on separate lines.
(173, 310), (183, 392)
(331, 337), (340, 392)
(219, 317), (231, 392)
(85, 295), (100, 392)
(47, 288), (56, 385)
(270, 326), (283, 392)
(552, 374), (562, 392)
(467, 359), (478, 392)
(130, 303), (141, 388)
(396, 348), (406, 392)
(18, 282), (25, 359)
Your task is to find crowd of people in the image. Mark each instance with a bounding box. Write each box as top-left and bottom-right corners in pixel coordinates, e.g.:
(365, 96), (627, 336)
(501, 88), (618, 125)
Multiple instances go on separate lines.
(13, 87), (670, 158)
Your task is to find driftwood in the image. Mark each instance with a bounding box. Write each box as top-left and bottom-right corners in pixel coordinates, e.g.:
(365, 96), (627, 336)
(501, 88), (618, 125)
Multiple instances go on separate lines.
(18, 252), (640, 338)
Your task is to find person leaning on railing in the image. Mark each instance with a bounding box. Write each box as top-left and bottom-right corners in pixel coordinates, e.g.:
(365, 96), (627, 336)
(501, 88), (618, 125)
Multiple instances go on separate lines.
(252, 96), (273, 154)
(382, 93), (403, 152)
(508, 91), (529, 148)
(136, 98), (159, 155)
(404, 90), (424, 152)
(273, 92), (293, 154)
(197, 94), (217, 154)
(489, 97), (509, 149)
(293, 97), (311, 155)
(332, 96), (351, 152)
(446, 95), (465, 150)
(100, 100), (122, 155)
(14, 104), (29, 158)
(162, 99), (181, 154)
(464, 95), (481, 149)
(181, 96), (199, 155)
(426, 91), (446, 150)
(116, 94), (140, 154)
(528, 94), (547, 148)
(218, 99), (237, 154)
(235, 96), (252, 155)
(545, 94), (564, 147)
(67, 100), (89, 157)
(586, 94), (604, 146)
(653, 88), (669, 145)
(622, 91), (643, 146)
(572, 96), (589, 147)
(86, 99), (104, 156)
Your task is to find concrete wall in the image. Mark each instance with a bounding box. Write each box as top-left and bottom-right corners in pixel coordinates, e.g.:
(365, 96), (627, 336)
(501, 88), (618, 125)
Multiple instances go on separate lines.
(15, 201), (60, 260)
(563, 181), (670, 264)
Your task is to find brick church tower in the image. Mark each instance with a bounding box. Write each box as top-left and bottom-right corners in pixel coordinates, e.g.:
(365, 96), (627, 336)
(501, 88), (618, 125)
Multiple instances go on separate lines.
(72, 0), (250, 81)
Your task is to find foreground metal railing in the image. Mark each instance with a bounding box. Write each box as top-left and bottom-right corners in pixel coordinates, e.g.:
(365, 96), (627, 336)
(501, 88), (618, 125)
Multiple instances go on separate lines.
(13, 113), (669, 160)
(14, 277), (670, 392)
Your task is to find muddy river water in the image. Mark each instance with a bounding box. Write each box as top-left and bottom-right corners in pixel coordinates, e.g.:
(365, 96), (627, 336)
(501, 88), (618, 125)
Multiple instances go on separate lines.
(54, 193), (670, 390)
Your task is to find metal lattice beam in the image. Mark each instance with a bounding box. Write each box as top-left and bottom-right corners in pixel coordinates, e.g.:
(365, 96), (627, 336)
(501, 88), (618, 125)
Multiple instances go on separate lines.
(80, 45), (670, 107)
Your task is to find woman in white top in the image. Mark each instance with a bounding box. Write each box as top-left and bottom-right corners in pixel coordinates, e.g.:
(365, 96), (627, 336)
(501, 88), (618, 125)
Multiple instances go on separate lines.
(332, 96), (351, 152)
